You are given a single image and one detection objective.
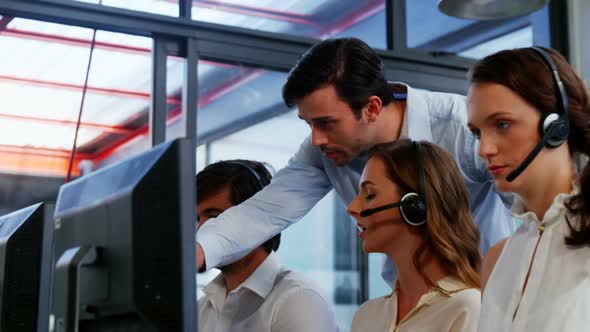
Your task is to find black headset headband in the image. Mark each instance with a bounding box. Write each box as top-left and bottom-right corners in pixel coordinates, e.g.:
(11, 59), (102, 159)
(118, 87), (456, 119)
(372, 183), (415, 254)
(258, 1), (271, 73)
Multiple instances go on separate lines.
(225, 161), (264, 189)
(530, 47), (569, 118)
(414, 141), (426, 203)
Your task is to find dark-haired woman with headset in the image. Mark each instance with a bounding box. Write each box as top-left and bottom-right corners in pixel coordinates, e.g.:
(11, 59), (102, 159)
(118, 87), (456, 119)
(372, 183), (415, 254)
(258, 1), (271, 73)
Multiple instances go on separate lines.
(467, 47), (590, 331)
(348, 139), (482, 332)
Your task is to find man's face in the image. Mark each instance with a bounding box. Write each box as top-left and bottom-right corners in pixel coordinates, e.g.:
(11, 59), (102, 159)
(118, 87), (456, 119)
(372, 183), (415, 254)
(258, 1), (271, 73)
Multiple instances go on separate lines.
(196, 186), (233, 229)
(297, 85), (372, 166)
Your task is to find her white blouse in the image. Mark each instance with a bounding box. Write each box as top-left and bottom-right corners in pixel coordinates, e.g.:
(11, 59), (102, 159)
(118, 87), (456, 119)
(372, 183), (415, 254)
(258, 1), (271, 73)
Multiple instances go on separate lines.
(479, 189), (590, 332)
(351, 276), (480, 332)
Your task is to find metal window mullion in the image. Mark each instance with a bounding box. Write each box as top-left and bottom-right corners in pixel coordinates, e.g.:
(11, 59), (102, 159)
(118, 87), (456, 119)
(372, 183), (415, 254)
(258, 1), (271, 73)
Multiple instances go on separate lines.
(332, 199), (369, 305)
(177, 35), (198, 332)
(386, 0), (394, 49)
(547, 0), (569, 58)
(181, 38), (198, 141)
(182, 37), (198, 180)
(150, 37), (168, 146)
(179, 0), (192, 19)
(204, 142), (212, 166)
(389, 0), (407, 50)
(531, 1), (568, 57)
(357, 239), (369, 304)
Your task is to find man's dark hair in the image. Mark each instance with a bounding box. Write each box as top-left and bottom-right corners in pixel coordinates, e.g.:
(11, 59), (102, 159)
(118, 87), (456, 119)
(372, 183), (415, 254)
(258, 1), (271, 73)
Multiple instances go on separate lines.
(282, 37), (393, 118)
(196, 160), (280, 253)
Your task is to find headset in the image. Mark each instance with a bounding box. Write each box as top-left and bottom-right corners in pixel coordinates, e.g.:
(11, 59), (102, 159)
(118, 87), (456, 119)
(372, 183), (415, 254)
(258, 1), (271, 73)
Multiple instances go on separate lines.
(359, 141), (427, 226)
(225, 160), (265, 189)
(505, 46), (570, 182)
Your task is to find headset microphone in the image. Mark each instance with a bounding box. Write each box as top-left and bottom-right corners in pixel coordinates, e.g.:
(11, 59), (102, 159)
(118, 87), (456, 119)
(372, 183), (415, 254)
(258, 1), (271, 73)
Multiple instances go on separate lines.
(360, 201), (403, 217)
(506, 135), (549, 182)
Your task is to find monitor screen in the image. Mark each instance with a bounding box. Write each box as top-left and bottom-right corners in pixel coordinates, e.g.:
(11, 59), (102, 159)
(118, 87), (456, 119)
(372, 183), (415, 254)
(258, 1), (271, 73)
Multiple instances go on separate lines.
(53, 138), (196, 332)
(0, 202), (54, 332)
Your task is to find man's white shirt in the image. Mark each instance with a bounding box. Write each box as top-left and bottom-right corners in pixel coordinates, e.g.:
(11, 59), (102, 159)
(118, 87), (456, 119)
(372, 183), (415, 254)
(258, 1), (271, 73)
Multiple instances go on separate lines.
(198, 253), (339, 332)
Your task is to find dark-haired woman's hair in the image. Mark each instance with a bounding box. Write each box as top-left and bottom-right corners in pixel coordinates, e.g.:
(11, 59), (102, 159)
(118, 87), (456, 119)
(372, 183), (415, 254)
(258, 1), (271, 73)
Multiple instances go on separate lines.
(369, 139), (482, 289)
(469, 47), (590, 246)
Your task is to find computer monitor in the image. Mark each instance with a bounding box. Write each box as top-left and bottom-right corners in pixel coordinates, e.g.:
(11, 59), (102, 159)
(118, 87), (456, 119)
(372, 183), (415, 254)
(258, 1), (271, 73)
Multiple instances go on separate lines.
(0, 202), (54, 332)
(52, 138), (196, 332)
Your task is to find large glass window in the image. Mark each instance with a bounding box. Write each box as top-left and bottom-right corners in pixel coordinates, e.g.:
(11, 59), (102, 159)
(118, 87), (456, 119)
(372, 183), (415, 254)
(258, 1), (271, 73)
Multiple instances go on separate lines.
(75, 0), (179, 17)
(193, 0), (386, 49)
(459, 26), (533, 59)
(406, 1), (540, 59)
(72, 0), (386, 48)
(196, 63), (288, 142)
(368, 253), (390, 299)
(0, 16), (157, 216)
(0, 17), (153, 176)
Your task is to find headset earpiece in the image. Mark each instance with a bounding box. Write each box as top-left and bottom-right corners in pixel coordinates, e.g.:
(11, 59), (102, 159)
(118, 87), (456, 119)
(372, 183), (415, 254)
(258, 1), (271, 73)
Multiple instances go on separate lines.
(541, 112), (569, 148)
(399, 193), (426, 226)
(532, 47), (570, 149)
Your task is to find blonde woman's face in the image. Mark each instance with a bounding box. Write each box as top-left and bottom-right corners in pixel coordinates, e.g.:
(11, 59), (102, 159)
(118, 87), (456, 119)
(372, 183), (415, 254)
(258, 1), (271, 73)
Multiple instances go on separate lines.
(347, 157), (409, 254)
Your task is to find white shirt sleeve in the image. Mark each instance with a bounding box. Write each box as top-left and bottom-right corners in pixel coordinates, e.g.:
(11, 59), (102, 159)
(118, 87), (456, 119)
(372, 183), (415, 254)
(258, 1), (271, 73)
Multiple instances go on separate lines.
(197, 136), (333, 269)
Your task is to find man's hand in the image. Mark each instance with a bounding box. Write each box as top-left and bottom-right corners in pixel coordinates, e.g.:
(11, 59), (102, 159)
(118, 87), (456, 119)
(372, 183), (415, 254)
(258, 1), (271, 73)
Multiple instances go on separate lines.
(197, 243), (206, 272)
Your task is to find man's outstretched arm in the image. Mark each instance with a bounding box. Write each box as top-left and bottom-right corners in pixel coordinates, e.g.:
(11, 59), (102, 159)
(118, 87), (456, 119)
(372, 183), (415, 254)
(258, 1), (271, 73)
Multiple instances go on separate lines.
(196, 137), (332, 271)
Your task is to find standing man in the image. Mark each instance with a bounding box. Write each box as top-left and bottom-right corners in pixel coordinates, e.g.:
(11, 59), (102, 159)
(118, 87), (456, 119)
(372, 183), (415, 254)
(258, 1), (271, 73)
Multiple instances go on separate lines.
(196, 37), (517, 284)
